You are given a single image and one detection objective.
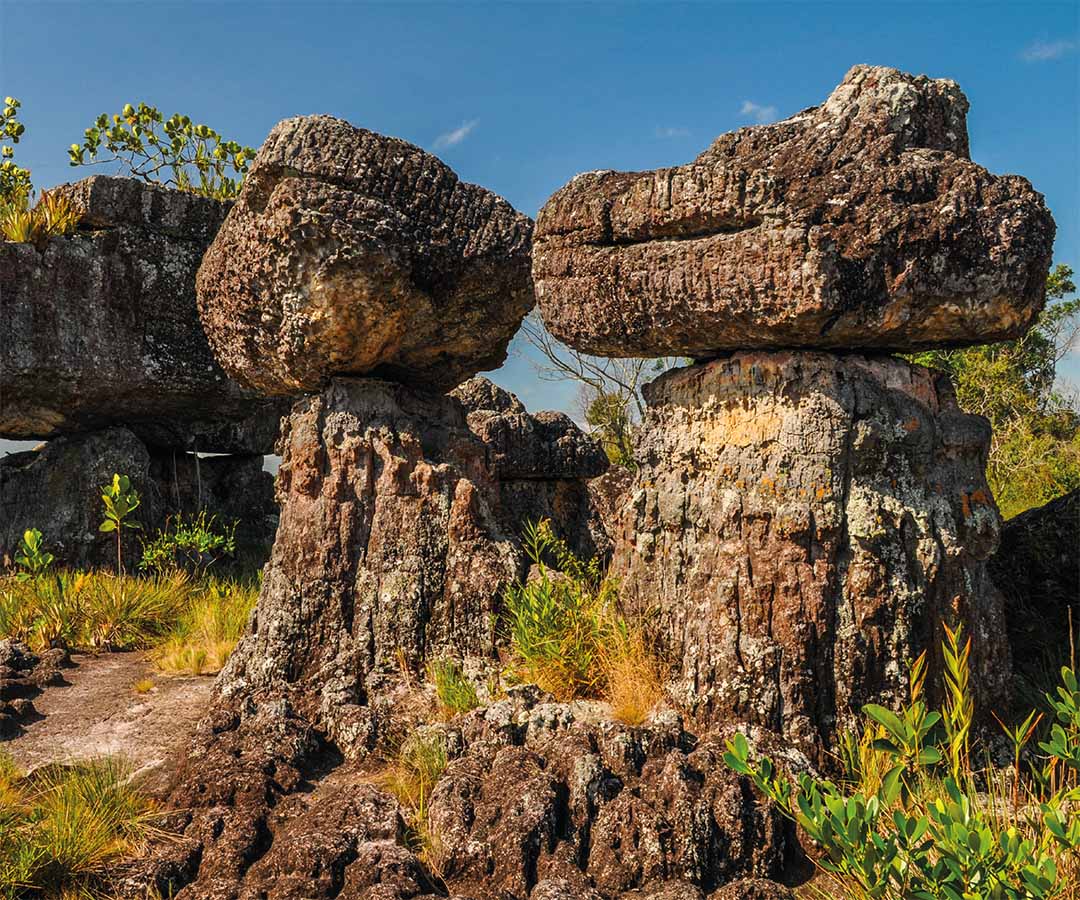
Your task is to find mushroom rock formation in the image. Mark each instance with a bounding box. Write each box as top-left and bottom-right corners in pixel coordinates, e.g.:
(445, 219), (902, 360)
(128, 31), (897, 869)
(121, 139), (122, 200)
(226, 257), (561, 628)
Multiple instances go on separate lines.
(451, 376), (613, 561)
(609, 352), (1010, 759)
(533, 65), (1055, 357)
(196, 115), (535, 396)
(0, 176), (289, 455)
(215, 377), (521, 756)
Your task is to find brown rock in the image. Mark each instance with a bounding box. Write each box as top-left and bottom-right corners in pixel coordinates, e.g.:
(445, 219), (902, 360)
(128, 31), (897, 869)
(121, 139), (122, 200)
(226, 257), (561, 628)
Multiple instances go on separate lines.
(534, 65), (1055, 357)
(709, 880), (795, 900)
(0, 176), (288, 454)
(610, 352), (1010, 761)
(196, 115), (534, 395)
(216, 377), (520, 755)
(452, 376), (612, 561)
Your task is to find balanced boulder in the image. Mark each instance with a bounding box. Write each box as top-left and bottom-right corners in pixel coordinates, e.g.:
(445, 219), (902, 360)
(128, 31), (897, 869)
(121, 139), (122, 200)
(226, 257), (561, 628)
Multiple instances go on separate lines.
(609, 352), (1010, 760)
(534, 65), (1054, 357)
(196, 115), (535, 395)
(0, 176), (288, 454)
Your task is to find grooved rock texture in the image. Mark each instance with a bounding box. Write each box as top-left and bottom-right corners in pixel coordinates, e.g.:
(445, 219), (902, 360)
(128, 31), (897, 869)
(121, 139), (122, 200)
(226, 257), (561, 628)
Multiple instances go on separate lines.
(990, 489), (1079, 688)
(453, 376), (612, 561)
(610, 352), (1010, 760)
(0, 176), (289, 454)
(215, 377), (522, 756)
(196, 116), (535, 395)
(534, 65), (1055, 357)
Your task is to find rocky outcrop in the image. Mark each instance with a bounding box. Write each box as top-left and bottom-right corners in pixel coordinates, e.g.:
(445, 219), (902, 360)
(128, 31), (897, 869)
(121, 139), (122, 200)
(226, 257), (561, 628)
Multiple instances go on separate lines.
(0, 641), (68, 738)
(196, 116), (535, 395)
(215, 377), (521, 756)
(534, 65), (1055, 357)
(0, 176), (289, 454)
(453, 376), (612, 561)
(128, 689), (791, 900)
(0, 428), (277, 571)
(610, 352), (1010, 761)
(990, 489), (1079, 687)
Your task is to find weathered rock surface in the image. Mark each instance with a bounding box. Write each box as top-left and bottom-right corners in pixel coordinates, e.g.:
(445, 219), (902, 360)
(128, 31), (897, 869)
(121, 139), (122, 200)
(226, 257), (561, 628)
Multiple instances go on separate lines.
(0, 641), (69, 738)
(990, 488), (1079, 688)
(0, 428), (278, 571)
(534, 65), (1055, 357)
(610, 352), (1010, 760)
(0, 176), (289, 454)
(129, 689), (789, 899)
(216, 377), (521, 755)
(453, 376), (612, 561)
(196, 116), (534, 395)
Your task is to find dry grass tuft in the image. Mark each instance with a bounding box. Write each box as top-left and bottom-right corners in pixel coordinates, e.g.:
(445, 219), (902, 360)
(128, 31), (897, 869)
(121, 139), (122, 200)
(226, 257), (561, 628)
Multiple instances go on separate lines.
(602, 629), (664, 726)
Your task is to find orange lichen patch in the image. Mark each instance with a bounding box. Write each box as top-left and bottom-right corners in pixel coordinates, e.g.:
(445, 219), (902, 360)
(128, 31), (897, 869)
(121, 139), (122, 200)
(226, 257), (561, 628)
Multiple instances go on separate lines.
(694, 401), (786, 449)
(902, 416), (921, 432)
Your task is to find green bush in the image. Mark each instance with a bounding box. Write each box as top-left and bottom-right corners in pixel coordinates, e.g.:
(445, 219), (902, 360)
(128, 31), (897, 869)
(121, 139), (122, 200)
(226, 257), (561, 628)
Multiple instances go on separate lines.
(724, 626), (1080, 898)
(13, 530), (53, 582)
(69, 103), (256, 199)
(502, 519), (622, 700)
(139, 511), (237, 578)
(0, 97), (30, 203)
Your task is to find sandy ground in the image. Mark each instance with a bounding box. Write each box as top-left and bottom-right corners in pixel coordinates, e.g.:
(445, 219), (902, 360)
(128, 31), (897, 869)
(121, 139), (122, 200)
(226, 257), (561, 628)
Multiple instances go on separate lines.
(2, 651), (213, 795)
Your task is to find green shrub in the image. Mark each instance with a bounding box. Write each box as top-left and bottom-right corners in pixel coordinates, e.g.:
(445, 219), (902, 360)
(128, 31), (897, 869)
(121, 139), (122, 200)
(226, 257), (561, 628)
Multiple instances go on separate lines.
(139, 511), (237, 578)
(502, 519), (621, 700)
(428, 658), (480, 718)
(724, 626), (1080, 898)
(69, 103), (256, 200)
(81, 573), (190, 651)
(0, 97), (30, 203)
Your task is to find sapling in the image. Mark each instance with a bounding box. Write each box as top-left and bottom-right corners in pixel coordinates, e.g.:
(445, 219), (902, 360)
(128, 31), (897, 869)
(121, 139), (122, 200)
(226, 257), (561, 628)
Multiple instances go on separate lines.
(99, 473), (141, 574)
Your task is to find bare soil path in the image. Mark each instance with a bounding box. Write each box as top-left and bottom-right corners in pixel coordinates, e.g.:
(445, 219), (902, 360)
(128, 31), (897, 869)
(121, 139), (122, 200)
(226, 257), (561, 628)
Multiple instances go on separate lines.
(1, 651), (212, 795)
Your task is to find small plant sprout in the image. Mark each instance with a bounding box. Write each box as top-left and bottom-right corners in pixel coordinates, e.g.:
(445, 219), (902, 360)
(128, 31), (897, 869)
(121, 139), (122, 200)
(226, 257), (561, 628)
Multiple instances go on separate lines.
(14, 528), (54, 581)
(100, 473), (142, 573)
(428, 658), (480, 718)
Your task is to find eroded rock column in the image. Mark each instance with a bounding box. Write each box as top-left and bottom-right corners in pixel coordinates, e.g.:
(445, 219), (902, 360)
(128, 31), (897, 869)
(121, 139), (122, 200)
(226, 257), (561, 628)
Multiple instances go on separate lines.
(611, 352), (1008, 754)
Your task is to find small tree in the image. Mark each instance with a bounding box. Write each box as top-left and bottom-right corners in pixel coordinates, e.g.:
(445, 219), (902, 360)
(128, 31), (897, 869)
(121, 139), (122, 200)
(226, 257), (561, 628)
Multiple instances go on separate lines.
(0, 96), (30, 203)
(14, 528), (54, 581)
(69, 103), (256, 200)
(99, 474), (142, 573)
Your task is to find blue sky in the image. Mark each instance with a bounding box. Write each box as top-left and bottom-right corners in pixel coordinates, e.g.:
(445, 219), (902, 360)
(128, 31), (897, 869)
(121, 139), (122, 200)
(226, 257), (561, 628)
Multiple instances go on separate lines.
(1, 0), (1077, 437)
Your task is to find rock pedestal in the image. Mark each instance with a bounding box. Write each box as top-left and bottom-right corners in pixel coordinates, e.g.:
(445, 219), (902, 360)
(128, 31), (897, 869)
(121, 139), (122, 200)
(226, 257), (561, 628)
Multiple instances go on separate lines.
(217, 377), (521, 754)
(0, 176), (288, 454)
(611, 352), (1010, 758)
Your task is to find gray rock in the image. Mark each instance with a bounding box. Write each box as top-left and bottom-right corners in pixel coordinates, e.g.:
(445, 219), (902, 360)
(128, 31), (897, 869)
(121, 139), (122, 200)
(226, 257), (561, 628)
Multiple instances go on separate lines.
(1, 176), (289, 454)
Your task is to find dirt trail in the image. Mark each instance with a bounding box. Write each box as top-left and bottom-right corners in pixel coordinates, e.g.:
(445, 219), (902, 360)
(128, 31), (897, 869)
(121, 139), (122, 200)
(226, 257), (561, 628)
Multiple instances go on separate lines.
(1, 651), (213, 795)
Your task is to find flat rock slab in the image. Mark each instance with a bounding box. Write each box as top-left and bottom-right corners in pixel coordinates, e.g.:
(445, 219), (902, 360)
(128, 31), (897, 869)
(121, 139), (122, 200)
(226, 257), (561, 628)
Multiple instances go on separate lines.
(197, 115), (535, 395)
(0, 176), (289, 454)
(534, 65), (1055, 356)
(2, 651), (212, 797)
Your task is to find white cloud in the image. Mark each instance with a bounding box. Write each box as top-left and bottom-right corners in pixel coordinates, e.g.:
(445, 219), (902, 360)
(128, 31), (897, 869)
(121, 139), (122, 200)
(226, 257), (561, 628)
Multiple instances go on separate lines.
(1021, 38), (1076, 61)
(655, 126), (690, 139)
(739, 100), (778, 125)
(434, 119), (478, 149)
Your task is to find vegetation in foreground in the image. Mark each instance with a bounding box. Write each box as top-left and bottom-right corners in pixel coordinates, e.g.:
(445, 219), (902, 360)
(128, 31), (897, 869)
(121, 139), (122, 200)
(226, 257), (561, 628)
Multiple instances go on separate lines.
(726, 627), (1080, 899)
(502, 518), (663, 725)
(0, 752), (159, 900)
